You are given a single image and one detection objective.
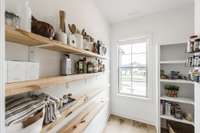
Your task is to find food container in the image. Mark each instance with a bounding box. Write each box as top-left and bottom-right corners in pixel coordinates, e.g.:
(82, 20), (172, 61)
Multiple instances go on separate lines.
(68, 34), (77, 47)
(75, 33), (83, 49)
(56, 31), (68, 44)
(61, 55), (72, 75)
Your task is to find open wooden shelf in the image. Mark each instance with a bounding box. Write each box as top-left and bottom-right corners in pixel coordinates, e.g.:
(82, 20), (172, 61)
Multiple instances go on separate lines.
(6, 26), (108, 59)
(58, 101), (106, 133)
(41, 88), (105, 133)
(6, 72), (103, 96)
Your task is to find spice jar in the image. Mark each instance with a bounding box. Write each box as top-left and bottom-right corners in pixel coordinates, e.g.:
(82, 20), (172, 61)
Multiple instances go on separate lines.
(87, 61), (94, 73)
(195, 38), (200, 52)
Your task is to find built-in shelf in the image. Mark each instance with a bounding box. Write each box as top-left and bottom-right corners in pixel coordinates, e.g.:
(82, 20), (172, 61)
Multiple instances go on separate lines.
(160, 96), (194, 105)
(160, 60), (186, 64)
(160, 79), (194, 84)
(160, 42), (187, 46)
(160, 114), (194, 126)
(6, 73), (103, 96)
(6, 26), (108, 59)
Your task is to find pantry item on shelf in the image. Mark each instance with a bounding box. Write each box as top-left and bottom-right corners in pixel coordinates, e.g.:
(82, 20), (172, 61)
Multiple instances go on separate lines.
(165, 102), (172, 116)
(55, 10), (68, 44)
(68, 24), (77, 34)
(174, 106), (183, 120)
(160, 101), (164, 115)
(164, 85), (179, 97)
(5, 11), (20, 29)
(59, 10), (66, 33)
(5, 61), (39, 83)
(16, 1), (32, 32)
(76, 58), (84, 74)
(56, 31), (68, 44)
(184, 113), (193, 122)
(160, 70), (168, 79)
(75, 30), (83, 49)
(87, 61), (94, 73)
(92, 42), (98, 53)
(195, 38), (200, 52)
(32, 16), (55, 40)
(187, 35), (198, 53)
(68, 33), (77, 47)
(188, 69), (200, 82)
(61, 55), (72, 75)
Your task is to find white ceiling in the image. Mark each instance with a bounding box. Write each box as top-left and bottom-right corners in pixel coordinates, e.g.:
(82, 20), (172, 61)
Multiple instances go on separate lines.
(93, 0), (194, 24)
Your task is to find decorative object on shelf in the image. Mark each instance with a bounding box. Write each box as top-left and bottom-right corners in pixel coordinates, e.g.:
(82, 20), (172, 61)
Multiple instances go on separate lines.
(68, 24), (78, 47)
(160, 70), (169, 79)
(186, 55), (200, 67)
(55, 10), (68, 44)
(61, 54), (72, 75)
(75, 30), (83, 49)
(76, 58), (85, 74)
(16, 1), (32, 32)
(170, 71), (187, 80)
(187, 35), (199, 53)
(5, 60), (39, 83)
(184, 113), (193, 122)
(5, 11), (20, 29)
(188, 69), (200, 82)
(32, 16), (55, 40)
(164, 85), (179, 97)
(174, 105), (183, 120)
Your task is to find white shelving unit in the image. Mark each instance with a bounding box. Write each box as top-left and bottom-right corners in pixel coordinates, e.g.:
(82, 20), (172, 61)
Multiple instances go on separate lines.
(160, 96), (194, 105)
(158, 42), (200, 133)
(160, 114), (194, 126)
(160, 60), (186, 64)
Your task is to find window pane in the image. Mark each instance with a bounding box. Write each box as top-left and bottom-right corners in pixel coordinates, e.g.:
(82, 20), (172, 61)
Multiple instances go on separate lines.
(119, 45), (131, 54)
(119, 54), (131, 66)
(118, 39), (148, 97)
(132, 68), (146, 81)
(132, 53), (146, 67)
(132, 42), (146, 54)
(119, 68), (132, 94)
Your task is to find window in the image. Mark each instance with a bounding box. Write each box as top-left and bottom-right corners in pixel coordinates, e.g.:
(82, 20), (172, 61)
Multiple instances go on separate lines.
(118, 38), (148, 97)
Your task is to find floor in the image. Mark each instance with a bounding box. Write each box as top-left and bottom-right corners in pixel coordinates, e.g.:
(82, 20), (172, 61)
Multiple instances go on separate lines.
(103, 115), (156, 133)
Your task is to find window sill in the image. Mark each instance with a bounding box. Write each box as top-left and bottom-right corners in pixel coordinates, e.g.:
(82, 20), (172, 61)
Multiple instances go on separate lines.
(117, 93), (152, 101)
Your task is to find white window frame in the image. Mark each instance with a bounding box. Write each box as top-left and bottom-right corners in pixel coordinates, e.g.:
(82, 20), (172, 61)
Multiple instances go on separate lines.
(117, 36), (151, 98)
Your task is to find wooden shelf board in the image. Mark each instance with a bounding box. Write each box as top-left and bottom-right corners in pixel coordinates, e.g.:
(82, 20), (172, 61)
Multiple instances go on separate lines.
(160, 96), (194, 105)
(160, 115), (194, 126)
(58, 101), (106, 133)
(160, 79), (194, 84)
(6, 26), (107, 59)
(41, 88), (105, 133)
(6, 73), (103, 96)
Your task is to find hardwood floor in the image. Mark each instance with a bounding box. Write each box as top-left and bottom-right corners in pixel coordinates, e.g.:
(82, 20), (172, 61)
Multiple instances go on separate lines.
(103, 115), (156, 133)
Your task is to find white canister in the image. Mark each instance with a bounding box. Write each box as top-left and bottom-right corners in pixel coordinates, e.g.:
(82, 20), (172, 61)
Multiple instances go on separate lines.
(56, 31), (68, 44)
(75, 34), (83, 49)
(83, 39), (90, 51)
(68, 34), (77, 47)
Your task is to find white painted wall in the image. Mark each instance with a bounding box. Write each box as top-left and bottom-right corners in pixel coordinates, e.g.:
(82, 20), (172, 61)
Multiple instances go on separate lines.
(5, 0), (110, 132)
(195, 0), (200, 34)
(0, 0), (5, 132)
(110, 6), (194, 126)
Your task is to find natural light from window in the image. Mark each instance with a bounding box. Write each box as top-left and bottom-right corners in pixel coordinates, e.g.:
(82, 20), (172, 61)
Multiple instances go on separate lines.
(118, 40), (147, 97)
